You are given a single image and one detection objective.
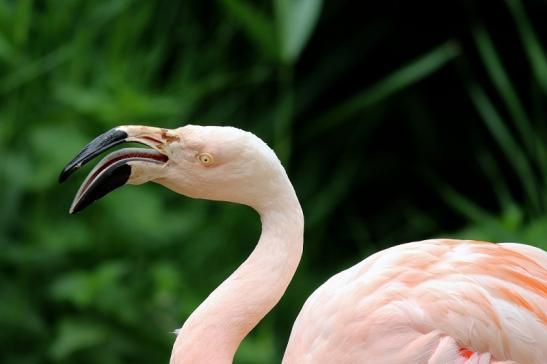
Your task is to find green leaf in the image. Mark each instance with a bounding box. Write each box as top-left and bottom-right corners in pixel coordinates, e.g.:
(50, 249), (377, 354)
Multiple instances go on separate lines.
(0, 32), (17, 64)
(312, 41), (460, 135)
(440, 184), (494, 225)
(50, 262), (129, 308)
(219, 0), (277, 59)
(505, 0), (547, 96)
(13, 0), (33, 46)
(467, 83), (540, 212)
(275, 0), (323, 64)
(235, 324), (275, 364)
(50, 319), (108, 360)
(473, 27), (534, 149)
(28, 125), (88, 190)
(0, 45), (73, 94)
(477, 151), (515, 211)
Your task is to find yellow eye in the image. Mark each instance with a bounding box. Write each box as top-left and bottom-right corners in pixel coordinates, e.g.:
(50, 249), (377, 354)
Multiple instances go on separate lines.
(198, 153), (214, 166)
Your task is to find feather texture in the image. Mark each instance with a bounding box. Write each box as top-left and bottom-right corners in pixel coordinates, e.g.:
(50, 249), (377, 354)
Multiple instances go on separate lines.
(283, 239), (547, 363)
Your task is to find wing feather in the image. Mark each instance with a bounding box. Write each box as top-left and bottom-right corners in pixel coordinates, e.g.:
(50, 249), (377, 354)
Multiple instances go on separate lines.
(284, 239), (547, 363)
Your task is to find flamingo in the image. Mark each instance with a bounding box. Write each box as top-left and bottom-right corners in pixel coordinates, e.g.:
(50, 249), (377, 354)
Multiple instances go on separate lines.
(59, 124), (547, 364)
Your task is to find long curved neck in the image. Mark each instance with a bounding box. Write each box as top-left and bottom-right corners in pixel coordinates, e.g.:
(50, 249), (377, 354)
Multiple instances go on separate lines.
(170, 185), (304, 364)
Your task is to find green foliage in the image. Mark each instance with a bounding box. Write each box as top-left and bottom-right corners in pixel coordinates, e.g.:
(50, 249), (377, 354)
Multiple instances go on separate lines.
(443, 3), (547, 247)
(506, 0), (547, 96)
(220, 0), (278, 60)
(219, 0), (322, 63)
(1, 1), (547, 363)
(311, 41), (460, 136)
(274, 0), (323, 63)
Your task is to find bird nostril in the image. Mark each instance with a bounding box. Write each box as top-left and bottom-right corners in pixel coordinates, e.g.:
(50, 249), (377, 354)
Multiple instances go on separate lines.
(160, 129), (180, 143)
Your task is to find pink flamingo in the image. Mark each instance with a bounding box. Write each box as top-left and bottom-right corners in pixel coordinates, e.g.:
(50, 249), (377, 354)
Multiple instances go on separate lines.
(60, 125), (547, 363)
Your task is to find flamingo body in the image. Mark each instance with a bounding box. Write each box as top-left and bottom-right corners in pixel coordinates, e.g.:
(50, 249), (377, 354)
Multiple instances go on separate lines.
(283, 239), (547, 363)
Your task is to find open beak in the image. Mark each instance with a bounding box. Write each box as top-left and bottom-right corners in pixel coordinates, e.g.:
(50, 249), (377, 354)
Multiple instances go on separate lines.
(59, 125), (171, 214)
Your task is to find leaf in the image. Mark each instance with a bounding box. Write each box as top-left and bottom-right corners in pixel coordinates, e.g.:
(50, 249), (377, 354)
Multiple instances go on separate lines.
(234, 324), (276, 363)
(467, 83), (540, 212)
(0, 45), (73, 94)
(0, 285), (46, 337)
(13, 0), (33, 46)
(28, 125), (88, 190)
(440, 184), (495, 225)
(505, 0), (547, 96)
(50, 319), (108, 360)
(50, 262), (129, 308)
(477, 151), (515, 211)
(473, 27), (534, 149)
(311, 41), (460, 135)
(0, 32), (17, 64)
(275, 0), (323, 64)
(304, 154), (359, 227)
(219, 0), (278, 59)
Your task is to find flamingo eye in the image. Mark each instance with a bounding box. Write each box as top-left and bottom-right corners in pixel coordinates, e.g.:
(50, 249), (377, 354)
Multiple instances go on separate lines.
(198, 153), (214, 166)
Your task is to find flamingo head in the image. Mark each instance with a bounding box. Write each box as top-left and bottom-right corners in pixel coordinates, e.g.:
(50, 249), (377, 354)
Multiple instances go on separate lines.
(60, 125), (287, 214)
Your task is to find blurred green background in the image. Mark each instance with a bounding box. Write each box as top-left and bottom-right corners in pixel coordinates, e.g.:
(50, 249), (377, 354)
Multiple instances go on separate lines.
(1, 0), (547, 363)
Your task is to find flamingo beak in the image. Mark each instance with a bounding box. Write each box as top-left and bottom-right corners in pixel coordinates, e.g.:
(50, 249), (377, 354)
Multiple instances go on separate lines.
(59, 126), (171, 214)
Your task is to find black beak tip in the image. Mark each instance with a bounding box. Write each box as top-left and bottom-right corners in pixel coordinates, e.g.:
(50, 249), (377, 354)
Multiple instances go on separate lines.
(68, 162), (132, 214)
(69, 203), (83, 214)
(58, 128), (128, 184)
(59, 168), (72, 184)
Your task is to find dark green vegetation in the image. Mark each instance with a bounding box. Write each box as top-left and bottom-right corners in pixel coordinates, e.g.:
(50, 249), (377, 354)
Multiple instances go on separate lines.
(1, 1), (547, 363)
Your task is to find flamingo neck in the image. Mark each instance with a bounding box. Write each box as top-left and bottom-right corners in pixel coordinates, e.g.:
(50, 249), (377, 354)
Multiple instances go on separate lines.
(170, 185), (304, 364)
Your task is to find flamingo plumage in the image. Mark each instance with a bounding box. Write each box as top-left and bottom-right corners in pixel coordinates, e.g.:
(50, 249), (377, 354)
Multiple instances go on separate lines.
(60, 125), (547, 364)
(284, 239), (547, 363)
